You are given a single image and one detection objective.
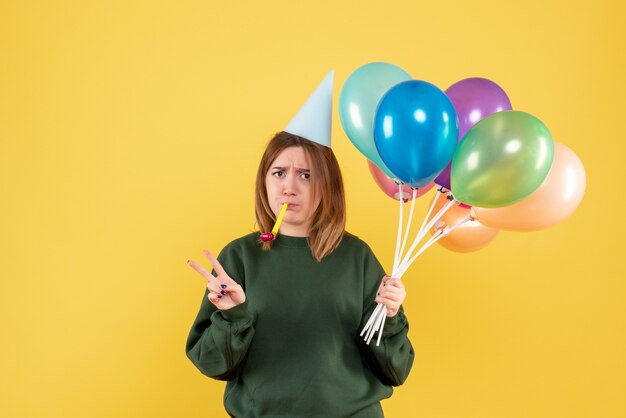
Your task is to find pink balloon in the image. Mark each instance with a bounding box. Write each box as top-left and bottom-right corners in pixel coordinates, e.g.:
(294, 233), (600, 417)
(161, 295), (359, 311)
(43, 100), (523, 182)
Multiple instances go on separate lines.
(367, 160), (434, 201)
(472, 142), (586, 231)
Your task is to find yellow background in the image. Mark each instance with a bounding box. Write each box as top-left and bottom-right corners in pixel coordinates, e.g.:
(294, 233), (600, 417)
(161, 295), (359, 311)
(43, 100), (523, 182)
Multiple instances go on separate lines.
(1, 0), (624, 417)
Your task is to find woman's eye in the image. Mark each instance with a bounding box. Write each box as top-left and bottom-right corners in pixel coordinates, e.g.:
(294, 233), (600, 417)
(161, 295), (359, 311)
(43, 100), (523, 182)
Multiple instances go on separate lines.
(272, 171), (284, 177)
(300, 173), (311, 180)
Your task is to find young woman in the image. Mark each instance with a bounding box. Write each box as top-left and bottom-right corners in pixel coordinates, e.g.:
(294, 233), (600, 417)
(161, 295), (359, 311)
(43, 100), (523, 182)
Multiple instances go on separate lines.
(186, 131), (414, 417)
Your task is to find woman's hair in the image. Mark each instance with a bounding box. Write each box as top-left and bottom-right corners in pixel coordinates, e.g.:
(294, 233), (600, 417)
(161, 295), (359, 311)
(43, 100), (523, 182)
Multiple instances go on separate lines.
(255, 131), (346, 261)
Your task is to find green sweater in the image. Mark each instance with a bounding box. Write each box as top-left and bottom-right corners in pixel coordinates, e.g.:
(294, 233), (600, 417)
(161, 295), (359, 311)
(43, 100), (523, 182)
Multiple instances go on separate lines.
(186, 232), (414, 418)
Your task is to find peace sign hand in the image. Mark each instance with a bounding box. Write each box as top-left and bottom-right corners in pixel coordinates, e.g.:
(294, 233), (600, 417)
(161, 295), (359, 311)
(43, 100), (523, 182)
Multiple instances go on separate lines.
(187, 250), (246, 311)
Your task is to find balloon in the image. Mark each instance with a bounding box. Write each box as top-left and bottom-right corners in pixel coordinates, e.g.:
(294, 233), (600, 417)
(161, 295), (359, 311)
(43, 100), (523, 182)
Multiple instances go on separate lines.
(435, 78), (512, 190)
(339, 62), (412, 178)
(450, 111), (554, 208)
(373, 80), (459, 188)
(367, 160), (434, 201)
(472, 142), (586, 231)
(429, 193), (499, 253)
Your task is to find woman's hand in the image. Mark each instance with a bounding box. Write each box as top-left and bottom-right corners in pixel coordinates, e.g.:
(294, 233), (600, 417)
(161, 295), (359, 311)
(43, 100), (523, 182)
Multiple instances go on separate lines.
(375, 276), (406, 317)
(187, 250), (246, 311)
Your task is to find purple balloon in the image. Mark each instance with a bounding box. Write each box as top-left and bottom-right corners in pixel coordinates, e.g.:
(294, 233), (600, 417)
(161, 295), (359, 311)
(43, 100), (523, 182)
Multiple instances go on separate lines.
(434, 78), (512, 190)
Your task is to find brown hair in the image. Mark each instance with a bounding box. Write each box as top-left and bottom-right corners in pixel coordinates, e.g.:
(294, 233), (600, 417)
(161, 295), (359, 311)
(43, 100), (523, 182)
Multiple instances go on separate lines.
(255, 131), (346, 261)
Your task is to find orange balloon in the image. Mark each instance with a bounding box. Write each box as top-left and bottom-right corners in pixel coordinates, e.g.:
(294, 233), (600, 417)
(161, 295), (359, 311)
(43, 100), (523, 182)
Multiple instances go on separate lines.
(472, 142), (586, 231)
(429, 193), (499, 253)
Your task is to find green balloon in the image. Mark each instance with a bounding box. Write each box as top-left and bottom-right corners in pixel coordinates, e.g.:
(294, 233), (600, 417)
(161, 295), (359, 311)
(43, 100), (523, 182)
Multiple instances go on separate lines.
(450, 111), (554, 208)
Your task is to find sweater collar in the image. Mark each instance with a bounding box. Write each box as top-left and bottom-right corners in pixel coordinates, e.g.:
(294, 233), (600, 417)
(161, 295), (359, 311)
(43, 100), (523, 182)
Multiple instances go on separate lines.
(273, 234), (310, 248)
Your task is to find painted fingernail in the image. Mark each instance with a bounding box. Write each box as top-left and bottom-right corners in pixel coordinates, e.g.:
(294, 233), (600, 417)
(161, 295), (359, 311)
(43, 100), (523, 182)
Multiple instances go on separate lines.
(186, 260), (190, 264)
(220, 290), (226, 296)
(217, 295), (222, 299)
(220, 284), (227, 289)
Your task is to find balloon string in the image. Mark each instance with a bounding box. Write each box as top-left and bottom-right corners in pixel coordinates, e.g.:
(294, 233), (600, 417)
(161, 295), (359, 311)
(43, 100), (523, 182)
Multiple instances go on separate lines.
(392, 182), (404, 274)
(360, 303), (384, 337)
(363, 191), (464, 345)
(396, 188), (418, 274)
(392, 189), (443, 276)
(376, 307), (387, 346)
(368, 305), (387, 345)
(361, 303), (387, 345)
(396, 215), (472, 277)
(394, 197), (455, 276)
(364, 304), (385, 343)
(363, 189), (444, 345)
(396, 229), (444, 278)
(416, 189), (442, 246)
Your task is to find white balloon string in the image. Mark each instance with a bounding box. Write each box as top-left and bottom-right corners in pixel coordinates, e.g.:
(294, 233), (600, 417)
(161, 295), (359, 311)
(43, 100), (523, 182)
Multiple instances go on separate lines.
(416, 189), (442, 245)
(376, 307), (388, 346)
(360, 303), (383, 337)
(367, 305), (387, 345)
(392, 182), (404, 274)
(396, 229), (444, 278)
(364, 304), (385, 343)
(396, 215), (472, 277)
(395, 198), (455, 276)
(392, 190), (443, 276)
(365, 192), (469, 345)
(442, 215), (471, 237)
(397, 188), (418, 273)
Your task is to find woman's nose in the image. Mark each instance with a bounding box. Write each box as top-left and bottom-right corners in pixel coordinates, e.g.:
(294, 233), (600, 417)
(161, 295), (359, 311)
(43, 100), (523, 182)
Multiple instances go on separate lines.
(282, 175), (297, 196)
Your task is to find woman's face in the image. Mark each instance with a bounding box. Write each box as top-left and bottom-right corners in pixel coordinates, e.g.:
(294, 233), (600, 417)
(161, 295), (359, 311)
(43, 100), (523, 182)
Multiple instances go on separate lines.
(265, 146), (321, 237)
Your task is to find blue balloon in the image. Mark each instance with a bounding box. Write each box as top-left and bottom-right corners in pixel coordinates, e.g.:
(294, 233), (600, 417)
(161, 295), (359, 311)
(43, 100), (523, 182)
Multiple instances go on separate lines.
(373, 80), (459, 188)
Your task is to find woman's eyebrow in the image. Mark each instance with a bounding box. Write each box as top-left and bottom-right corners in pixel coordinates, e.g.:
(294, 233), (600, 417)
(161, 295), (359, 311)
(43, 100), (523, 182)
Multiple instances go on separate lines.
(271, 166), (310, 172)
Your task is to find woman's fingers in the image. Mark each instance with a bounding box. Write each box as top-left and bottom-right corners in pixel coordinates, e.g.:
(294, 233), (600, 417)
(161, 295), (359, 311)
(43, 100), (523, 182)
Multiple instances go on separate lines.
(377, 290), (403, 302)
(190, 251), (245, 310)
(208, 291), (222, 305)
(374, 297), (399, 315)
(206, 280), (225, 295)
(187, 259), (213, 280)
(385, 277), (403, 288)
(376, 275), (406, 314)
(203, 250), (227, 277)
(188, 259), (225, 289)
(189, 251), (233, 286)
(377, 276), (404, 295)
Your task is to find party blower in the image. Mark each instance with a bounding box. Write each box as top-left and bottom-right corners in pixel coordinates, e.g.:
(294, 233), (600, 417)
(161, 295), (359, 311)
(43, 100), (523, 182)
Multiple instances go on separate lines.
(260, 203), (289, 242)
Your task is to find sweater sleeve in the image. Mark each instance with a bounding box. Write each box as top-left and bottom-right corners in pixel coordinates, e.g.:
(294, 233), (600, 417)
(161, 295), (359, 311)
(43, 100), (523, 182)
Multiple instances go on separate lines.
(358, 244), (415, 386)
(185, 243), (256, 381)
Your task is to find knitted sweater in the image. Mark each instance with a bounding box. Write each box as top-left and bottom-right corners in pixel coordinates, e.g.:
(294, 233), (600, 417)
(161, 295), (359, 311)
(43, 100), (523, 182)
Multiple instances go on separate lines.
(186, 232), (414, 418)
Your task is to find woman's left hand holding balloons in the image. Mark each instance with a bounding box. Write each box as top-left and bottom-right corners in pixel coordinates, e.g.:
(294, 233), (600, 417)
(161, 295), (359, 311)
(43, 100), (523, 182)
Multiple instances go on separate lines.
(375, 276), (406, 317)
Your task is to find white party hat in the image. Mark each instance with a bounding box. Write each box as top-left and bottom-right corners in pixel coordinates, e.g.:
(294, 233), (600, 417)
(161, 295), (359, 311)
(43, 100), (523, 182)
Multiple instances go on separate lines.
(285, 71), (334, 147)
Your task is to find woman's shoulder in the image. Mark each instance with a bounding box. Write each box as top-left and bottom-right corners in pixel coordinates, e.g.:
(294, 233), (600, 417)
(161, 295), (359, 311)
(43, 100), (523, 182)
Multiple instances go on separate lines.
(222, 231), (262, 251)
(338, 232), (386, 277)
(339, 231), (377, 255)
